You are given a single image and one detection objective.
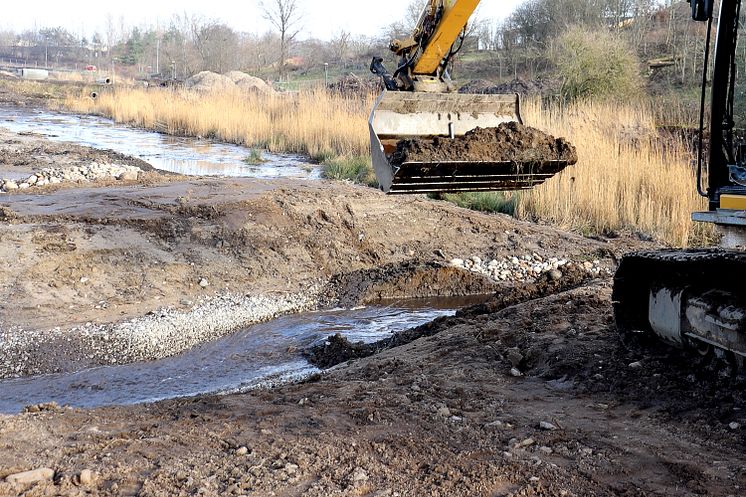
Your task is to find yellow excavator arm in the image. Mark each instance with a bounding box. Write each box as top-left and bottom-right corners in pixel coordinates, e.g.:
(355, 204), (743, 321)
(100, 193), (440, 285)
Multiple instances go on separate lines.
(371, 0), (480, 92)
(410, 0), (480, 76)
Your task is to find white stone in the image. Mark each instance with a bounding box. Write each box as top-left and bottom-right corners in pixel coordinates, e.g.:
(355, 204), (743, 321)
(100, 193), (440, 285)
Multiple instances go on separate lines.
(6, 467), (54, 484)
(78, 469), (94, 485)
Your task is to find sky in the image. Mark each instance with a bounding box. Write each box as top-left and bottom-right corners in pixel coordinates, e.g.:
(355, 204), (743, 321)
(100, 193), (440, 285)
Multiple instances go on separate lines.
(0, 1), (522, 40)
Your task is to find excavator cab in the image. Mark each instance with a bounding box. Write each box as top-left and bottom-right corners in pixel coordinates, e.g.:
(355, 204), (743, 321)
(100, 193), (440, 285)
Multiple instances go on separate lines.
(369, 91), (573, 194)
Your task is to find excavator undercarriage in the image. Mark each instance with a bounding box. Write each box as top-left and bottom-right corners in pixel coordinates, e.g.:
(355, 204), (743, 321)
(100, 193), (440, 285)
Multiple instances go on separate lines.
(613, 249), (746, 367)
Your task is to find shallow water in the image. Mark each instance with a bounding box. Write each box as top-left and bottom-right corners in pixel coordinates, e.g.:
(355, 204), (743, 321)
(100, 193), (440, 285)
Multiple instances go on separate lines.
(0, 298), (480, 413)
(0, 107), (321, 179)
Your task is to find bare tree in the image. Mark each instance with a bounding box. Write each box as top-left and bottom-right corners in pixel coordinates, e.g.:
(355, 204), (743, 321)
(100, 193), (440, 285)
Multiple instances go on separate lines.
(259, 0), (303, 81)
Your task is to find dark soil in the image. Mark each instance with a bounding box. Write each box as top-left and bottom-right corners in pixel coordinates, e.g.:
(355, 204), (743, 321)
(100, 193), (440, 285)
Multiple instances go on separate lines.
(390, 122), (578, 169)
(306, 265), (594, 369)
(459, 78), (559, 96)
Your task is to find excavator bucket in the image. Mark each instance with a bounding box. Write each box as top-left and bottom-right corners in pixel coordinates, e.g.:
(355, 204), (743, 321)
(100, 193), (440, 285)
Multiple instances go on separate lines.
(369, 91), (571, 194)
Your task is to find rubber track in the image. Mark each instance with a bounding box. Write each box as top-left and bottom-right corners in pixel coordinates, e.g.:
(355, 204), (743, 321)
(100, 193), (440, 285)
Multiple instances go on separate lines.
(612, 249), (746, 335)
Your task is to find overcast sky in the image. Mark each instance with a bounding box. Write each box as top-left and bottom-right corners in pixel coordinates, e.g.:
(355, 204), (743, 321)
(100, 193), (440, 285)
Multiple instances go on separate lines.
(0, 1), (521, 40)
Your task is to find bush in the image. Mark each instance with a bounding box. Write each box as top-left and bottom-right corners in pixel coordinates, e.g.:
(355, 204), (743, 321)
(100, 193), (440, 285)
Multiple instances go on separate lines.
(552, 27), (642, 102)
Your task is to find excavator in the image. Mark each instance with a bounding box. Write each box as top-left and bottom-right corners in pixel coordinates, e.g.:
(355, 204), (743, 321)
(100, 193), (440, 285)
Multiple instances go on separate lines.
(368, 0), (575, 194)
(369, 0), (746, 367)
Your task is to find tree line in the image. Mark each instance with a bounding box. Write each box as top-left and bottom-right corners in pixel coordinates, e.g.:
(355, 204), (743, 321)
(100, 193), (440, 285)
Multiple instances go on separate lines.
(0, 0), (712, 95)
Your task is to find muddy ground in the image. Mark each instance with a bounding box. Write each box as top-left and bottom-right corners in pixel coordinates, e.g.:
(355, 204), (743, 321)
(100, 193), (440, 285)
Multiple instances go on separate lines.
(0, 102), (743, 496)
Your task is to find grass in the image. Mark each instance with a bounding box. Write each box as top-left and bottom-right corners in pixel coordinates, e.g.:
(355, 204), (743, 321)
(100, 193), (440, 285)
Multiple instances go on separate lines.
(61, 83), (713, 247)
(321, 155), (377, 187)
(64, 86), (373, 159)
(433, 192), (520, 215)
(517, 98), (713, 247)
(243, 149), (267, 165)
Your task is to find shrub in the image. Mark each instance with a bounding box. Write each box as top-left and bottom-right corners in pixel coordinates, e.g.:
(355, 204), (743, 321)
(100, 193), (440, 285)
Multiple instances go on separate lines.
(552, 27), (642, 102)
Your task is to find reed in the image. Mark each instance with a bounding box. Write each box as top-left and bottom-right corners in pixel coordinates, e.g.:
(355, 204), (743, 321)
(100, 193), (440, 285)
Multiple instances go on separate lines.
(64, 86), (712, 246)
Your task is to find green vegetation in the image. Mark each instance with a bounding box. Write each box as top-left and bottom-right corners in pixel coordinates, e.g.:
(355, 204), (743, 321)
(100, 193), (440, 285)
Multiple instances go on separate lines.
(243, 149), (267, 165)
(321, 156), (378, 187)
(551, 27), (642, 102)
(434, 192), (520, 216)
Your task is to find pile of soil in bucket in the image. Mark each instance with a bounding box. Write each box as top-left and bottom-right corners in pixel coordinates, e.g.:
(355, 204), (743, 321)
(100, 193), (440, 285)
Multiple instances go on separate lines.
(390, 122), (578, 168)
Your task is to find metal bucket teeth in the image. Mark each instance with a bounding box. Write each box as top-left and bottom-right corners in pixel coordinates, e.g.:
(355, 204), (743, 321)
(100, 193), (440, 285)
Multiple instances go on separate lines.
(369, 90), (569, 194)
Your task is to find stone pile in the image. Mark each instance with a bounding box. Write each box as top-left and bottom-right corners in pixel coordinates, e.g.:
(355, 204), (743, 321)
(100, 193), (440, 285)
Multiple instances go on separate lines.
(0, 163), (142, 192)
(449, 253), (606, 282)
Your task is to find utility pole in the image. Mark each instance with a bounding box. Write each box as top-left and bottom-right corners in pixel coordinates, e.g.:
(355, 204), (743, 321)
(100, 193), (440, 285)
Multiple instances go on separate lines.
(324, 62), (328, 87)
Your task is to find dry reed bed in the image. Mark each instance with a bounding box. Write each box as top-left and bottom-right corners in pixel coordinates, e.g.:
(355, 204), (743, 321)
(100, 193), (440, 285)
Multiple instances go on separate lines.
(64, 87), (709, 247)
(65, 87), (372, 159)
(518, 100), (710, 247)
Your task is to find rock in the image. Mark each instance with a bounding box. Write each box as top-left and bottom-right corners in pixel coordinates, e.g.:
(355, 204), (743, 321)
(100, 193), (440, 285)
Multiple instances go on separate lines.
(78, 469), (94, 486)
(18, 182), (30, 189)
(539, 421), (557, 431)
(235, 446), (249, 456)
(549, 269), (563, 281)
(539, 446), (553, 454)
(529, 476), (540, 483)
(436, 406), (451, 417)
(450, 258), (464, 267)
(6, 467), (55, 484)
(27, 175), (38, 185)
(509, 367), (523, 377)
(284, 463), (299, 474)
(628, 361), (643, 369)
(199, 278), (210, 288)
(434, 249), (446, 259)
(117, 170), (139, 181)
(351, 468), (369, 484)
(506, 347), (523, 367)
(4, 180), (18, 191)
(729, 422), (741, 430)
(515, 437), (536, 449)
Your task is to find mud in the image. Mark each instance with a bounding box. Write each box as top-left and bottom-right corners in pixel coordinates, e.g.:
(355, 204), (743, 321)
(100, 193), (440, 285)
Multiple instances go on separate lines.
(306, 265), (594, 369)
(1, 279), (744, 497)
(390, 122), (578, 168)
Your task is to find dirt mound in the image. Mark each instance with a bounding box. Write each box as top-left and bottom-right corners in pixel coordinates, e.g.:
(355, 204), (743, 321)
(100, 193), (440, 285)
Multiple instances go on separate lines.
(185, 71), (236, 93)
(390, 122), (578, 167)
(459, 78), (557, 96)
(321, 261), (499, 308)
(306, 266), (595, 369)
(225, 71), (274, 94)
(328, 74), (382, 96)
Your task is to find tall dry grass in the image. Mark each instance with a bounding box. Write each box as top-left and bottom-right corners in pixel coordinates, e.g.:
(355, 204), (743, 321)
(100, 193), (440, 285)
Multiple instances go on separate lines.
(65, 87), (373, 160)
(63, 86), (711, 247)
(518, 98), (712, 247)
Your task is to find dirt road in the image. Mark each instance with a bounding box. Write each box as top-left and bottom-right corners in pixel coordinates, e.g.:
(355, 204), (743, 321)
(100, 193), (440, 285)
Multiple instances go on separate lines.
(0, 117), (742, 496)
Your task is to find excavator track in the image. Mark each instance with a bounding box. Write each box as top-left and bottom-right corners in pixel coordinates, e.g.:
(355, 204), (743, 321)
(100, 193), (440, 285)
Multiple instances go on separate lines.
(613, 249), (746, 364)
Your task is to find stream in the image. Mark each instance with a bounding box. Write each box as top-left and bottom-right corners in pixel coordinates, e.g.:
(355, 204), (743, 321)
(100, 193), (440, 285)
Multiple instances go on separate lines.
(0, 107), (321, 179)
(0, 298), (480, 414)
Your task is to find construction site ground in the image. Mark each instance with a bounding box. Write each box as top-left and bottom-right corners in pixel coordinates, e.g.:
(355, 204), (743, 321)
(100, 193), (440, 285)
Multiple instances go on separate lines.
(0, 117), (744, 496)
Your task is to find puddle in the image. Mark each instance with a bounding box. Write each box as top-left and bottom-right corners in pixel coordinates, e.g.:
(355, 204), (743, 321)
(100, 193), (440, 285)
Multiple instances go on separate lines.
(0, 297), (482, 413)
(0, 107), (321, 179)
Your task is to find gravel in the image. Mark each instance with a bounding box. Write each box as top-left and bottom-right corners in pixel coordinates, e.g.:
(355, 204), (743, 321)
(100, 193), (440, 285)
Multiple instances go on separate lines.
(0, 163), (142, 192)
(0, 290), (318, 379)
(449, 253), (608, 282)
